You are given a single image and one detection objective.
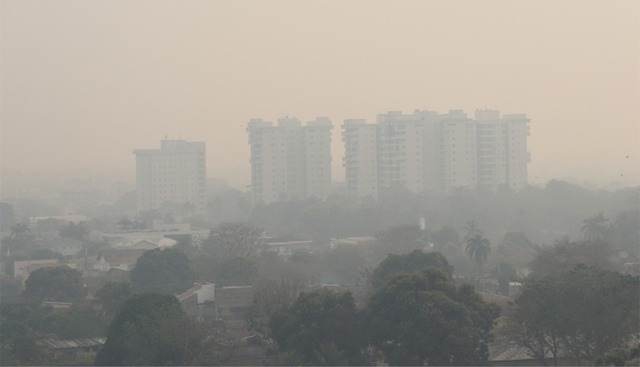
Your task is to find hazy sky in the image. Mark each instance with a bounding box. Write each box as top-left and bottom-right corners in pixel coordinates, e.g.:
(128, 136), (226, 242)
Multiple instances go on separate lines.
(2, 0), (638, 187)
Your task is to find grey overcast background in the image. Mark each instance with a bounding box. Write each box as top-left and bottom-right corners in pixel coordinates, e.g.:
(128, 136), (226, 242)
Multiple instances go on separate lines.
(1, 0), (638, 188)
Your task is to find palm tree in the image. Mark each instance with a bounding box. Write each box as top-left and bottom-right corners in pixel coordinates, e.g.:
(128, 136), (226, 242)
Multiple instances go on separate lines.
(7, 222), (30, 257)
(10, 222), (29, 238)
(465, 234), (491, 276)
(462, 220), (483, 242)
(581, 212), (611, 243)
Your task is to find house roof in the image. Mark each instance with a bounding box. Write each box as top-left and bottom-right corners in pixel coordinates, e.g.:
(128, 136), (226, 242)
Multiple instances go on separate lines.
(130, 240), (159, 250)
(35, 237), (83, 248)
(98, 248), (147, 266)
(14, 259), (60, 277)
(176, 282), (216, 302)
(37, 337), (106, 350)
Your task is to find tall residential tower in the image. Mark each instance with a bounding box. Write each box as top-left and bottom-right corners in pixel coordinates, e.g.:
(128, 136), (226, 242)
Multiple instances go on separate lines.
(134, 139), (206, 214)
(342, 109), (530, 198)
(247, 117), (332, 204)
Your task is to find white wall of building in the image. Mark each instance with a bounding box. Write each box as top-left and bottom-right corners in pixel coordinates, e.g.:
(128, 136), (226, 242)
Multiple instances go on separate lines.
(248, 117), (333, 204)
(342, 109), (530, 197)
(134, 139), (206, 214)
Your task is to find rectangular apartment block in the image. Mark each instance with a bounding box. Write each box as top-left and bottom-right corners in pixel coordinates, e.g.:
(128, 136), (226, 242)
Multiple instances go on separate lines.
(247, 118), (332, 204)
(134, 139), (206, 215)
(342, 109), (530, 198)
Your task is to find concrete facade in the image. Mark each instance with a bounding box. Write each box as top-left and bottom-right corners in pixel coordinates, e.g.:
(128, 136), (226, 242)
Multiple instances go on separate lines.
(342, 109), (530, 197)
(247, 117), (332, 204)
(134, 139), (206, 214)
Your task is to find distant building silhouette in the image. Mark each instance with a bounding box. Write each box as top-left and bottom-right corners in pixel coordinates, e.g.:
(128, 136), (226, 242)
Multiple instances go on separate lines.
(133, 139), (206, 214)
(247, 117), (332, 204)
(342, 109), (530, 198)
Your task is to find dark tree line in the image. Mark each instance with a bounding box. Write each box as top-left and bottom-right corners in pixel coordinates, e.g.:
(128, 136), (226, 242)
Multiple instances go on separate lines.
(503, 265), (639, 365)
(261, 250), (500, 366)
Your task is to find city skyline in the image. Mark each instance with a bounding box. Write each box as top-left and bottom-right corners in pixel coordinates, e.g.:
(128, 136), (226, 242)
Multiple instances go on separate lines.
(1, 1), (638, 189)
(343, 109), (530, 198)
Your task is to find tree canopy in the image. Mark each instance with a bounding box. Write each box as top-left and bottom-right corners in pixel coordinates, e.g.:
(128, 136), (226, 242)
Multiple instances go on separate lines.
(465, 234), (491, 272)
(212, 256), (258, 286)
(581, 212), (611, 243)
(367, 268), (500, 366)
(528, 237), (615, 278)
(372, 225), (430, 261)
(95, 281), (133, 316)
(95, 293), (218, 366)
(203, 222), (265, 258)
(370, 250), (453, 289)
(59, 221), (87, 241)
(269, 289), (369, 365)
(130, 248), (194, 294)
(23, 266), (84, 304)
(10, 222), (30, 239)
(503, 265), (639, 365)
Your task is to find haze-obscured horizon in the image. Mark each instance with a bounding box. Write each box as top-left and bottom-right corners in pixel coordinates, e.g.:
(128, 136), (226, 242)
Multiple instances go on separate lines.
(2, 0), (639, 192)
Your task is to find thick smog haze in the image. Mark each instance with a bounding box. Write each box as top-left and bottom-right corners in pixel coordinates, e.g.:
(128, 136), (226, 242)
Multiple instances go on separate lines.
(1, 0), (638, 188)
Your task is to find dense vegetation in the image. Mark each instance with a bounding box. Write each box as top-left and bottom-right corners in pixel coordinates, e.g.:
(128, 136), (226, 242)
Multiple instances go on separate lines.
(95, 293), (219, 366)
(0, 180), (638, 365)
(502, 265), (639, 365)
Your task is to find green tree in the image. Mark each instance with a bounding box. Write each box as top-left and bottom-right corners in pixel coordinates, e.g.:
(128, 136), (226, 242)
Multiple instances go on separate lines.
(367, 268), (500, 366)
(611, 209), (640, 257)
(500, 231), (533, 249)
(203, 222), (266, 258)
(462, 219), (483, 242)
(1, 276), (22, 303)
(10, 222), (30, 239)
(172, 235), (200, 259)
(372, 225), (430, 261)
(23, 266), (84, 304)
(4, 222), (32, 258)
(0, 304), (45, 365)
(465, 234), (491, 275)
(529, 237), (615, 278)
(321, 245), (368, 285)
(595, 345), (640, 367)
(212, 256), (258, 286)
(313, 341), (348, 366)
(431, 225), (461, 251)
(0, 202), (15, 232)
(130, 248), (194, 294)
(28, 303), (109, 339)
(581, 212), (611, 243)
(269, 290), (369, 365)
(245, 277), (306, 352)
(94, 293), (218, 366)
(370, 249), (453, 289)
(116, 217), (133, 230)
(503, 265), (640, 365)
(59, 221), (88, 241)
(95, 281), (133, 316)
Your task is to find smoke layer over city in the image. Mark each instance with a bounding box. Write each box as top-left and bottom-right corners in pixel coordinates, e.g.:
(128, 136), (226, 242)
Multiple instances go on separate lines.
(1, 0), (638, 188)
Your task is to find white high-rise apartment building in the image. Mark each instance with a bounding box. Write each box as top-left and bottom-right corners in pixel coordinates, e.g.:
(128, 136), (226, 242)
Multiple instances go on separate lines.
(134, 139), (206, 214)
(377, 111), (430, 193)
(502, 113), (531, 189)
(248, 117), (332, 204)
(437, 110), (478, 192)
(343, 119), (378, 198)
(342, 109), (530, 197)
